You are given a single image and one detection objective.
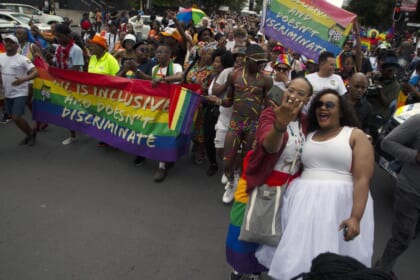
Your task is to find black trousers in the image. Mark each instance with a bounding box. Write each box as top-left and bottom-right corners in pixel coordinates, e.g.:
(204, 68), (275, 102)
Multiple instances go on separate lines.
(376, 186), (420, 272)
(203, 105), (219, 165)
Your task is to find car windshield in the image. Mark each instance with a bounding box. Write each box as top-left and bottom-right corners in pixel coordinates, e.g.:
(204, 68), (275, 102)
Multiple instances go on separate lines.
(10, 13), (36, 24)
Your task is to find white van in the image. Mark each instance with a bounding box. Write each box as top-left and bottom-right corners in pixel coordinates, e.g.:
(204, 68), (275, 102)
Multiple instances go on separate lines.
(0, 3), (63, 24)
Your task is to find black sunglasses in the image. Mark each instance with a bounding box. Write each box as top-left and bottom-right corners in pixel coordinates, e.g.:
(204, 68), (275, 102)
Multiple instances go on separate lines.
(315, 100), (336, 110)
(138, 47), (149, 53)
(275, 67), (289, 72)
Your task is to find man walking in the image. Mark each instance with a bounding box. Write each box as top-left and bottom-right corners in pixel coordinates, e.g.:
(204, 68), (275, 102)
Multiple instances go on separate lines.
(53, 24), (85, 145)
(375, 114), (420, 279)
(0, 35), (38, 146)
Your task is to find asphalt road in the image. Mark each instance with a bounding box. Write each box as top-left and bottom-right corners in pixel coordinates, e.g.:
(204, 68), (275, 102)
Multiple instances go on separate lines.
(0, 117), (419, 280)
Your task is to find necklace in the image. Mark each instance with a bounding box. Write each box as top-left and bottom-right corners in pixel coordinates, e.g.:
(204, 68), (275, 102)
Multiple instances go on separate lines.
(284, 121), (305, 174)
(288, 122), (305, 156)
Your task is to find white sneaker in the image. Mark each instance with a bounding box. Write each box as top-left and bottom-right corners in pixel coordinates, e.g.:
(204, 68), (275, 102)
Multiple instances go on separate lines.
(222, 181), (235, 204)
(221, 174), (228, 184)
(234, 171), (240, 185)
(62, 136), (77, 145)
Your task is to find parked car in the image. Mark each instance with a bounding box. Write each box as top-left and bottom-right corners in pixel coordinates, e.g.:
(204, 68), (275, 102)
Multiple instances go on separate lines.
(128, 15), (163, 40)
(0, 11), (51, 32)
(375, 102), (420, 178)
(0, 18), (15, 37)
(0, 3), (63, 24)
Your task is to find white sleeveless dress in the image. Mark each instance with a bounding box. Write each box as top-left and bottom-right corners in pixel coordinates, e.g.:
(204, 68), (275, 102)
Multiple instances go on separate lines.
(256, 126), (374, 280)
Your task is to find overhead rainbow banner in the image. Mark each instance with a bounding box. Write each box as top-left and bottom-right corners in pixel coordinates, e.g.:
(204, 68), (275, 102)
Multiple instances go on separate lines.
(32, 67), (202, 162)
(263, 0), (356, 62)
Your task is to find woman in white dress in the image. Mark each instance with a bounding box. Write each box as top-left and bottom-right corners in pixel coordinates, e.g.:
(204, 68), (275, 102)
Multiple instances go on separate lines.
(256, 89), (375, 280)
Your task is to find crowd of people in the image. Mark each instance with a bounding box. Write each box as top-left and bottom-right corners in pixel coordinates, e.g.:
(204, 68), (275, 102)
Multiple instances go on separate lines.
(1, 6), (420, 280)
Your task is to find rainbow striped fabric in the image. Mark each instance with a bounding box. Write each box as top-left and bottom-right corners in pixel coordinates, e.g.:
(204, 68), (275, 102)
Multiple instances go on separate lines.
(360, 37), (373, 51)
(226, 176), (268, 274)
(32, 67), (201, 161)
(168, 86), (202, 135)
(263, 0), (356, 63)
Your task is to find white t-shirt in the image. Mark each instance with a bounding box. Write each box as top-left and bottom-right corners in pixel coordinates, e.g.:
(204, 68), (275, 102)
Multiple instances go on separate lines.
(306, 72), (346, 95)
(105, 32), (120, 53)
(215, 67), (234, 128)
(53, 43), (84, 70)
(225, 40), (235, 51)
(303, 72), (347, 114)
(0, 53), (35, 98)
(263, 62), (275, 77)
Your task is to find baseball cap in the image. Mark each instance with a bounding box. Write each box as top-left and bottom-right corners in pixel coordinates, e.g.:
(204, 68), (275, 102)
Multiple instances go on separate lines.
(88, 34), (107, 49)
(246, 44), (268, 62)
(122, 34), (137, 48)
(161, 27), (182, 42)
(5, 34), (19, 44)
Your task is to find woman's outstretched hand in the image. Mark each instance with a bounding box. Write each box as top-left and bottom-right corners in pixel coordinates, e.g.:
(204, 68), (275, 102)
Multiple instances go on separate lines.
(270, 92), (303, 129)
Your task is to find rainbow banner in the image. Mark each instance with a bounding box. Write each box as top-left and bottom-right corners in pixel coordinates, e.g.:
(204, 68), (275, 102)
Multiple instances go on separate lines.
(360, 37), (373, 51)
(32, 67), (202, 162)
(263, 0), (356, 63)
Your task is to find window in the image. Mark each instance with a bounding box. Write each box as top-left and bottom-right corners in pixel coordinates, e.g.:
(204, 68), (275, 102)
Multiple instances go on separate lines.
(21, 6), (38, 15)
(3, 5), (18, 13)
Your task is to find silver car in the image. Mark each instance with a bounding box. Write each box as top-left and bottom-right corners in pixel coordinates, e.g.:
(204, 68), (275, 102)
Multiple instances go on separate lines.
(0, 18), (15, 37)
(0, 11), (51, 32)
(0, 3), (63, 24)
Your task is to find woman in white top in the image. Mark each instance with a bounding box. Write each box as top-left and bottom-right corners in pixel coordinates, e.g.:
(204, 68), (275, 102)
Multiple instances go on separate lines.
(256, 89), (375, 280)
(202, 48), (235, 176)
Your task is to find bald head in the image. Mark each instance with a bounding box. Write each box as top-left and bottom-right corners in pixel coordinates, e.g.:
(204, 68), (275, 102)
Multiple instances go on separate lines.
(348, 72), (368, 100)
(350, 72), (368, 84)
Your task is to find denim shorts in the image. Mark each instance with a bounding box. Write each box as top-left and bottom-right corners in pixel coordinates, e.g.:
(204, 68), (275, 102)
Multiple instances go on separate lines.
(6, 96), (28, 117)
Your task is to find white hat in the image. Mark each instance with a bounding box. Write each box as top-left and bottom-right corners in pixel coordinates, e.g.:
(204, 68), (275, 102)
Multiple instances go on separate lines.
(5, 34), (18, 44)
(123, 34), (136, 42)
(122, 34), (137, 48)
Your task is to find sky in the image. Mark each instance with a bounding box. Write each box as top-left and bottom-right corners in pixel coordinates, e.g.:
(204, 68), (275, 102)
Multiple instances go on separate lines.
(326, 0), (344, 7)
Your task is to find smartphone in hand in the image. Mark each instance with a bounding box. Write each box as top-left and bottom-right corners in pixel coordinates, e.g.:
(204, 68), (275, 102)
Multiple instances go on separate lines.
(267, 85), (284, 106)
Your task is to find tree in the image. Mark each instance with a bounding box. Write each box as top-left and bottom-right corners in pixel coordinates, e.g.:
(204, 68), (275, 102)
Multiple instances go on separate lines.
(345, 0), (397, 30)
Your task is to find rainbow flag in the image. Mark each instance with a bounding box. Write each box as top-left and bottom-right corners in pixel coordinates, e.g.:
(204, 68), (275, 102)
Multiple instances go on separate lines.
(225, 153), (267, 274)
(336, 54), (343, 70)
(263, 0), (356, 63)
(168, 86), (201, 135)
(32, 67), (201, 162)
(360, 37), (372, 51)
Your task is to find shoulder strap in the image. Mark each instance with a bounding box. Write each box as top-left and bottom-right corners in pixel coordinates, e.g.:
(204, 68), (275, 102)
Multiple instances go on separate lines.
(167, 61), (174, 76)
(152, 65), (158, 79)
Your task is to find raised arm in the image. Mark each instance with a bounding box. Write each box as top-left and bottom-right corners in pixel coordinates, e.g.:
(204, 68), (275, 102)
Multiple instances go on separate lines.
(167, 10), (190, 49)
(353, 21), (362, 72)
